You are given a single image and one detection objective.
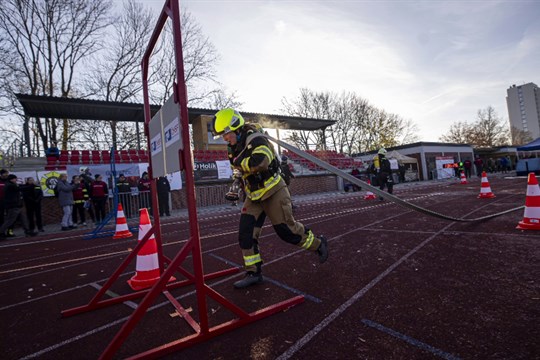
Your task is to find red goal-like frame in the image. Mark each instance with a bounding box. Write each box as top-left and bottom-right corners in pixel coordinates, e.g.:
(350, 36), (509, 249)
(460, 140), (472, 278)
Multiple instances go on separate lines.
(61, 1), (304, 358)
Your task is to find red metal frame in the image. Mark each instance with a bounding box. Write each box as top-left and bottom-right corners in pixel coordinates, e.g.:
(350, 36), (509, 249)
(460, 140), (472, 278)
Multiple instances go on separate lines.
(61, 1), (304, 358)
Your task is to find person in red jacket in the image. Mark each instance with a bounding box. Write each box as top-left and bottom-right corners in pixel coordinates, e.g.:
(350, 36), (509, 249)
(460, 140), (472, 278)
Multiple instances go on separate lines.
(90, 174), (109, 224)
(138, 171), (152, 214)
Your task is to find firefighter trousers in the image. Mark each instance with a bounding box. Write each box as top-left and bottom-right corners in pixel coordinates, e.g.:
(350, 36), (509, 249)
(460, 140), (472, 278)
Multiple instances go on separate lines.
(238, 186), (322, 273)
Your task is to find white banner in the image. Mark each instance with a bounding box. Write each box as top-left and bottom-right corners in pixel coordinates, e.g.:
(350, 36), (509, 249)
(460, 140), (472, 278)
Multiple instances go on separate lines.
(216, 160), (233, 179)
(435, 156), (455, 179)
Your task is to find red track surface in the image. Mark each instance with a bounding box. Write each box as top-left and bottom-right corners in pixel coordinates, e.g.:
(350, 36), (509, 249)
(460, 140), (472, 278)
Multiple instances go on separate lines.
(1, 174), (538, 359)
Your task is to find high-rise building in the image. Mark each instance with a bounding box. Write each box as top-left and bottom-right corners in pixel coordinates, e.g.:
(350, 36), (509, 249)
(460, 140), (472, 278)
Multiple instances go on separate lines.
(506, 82), (540, 140)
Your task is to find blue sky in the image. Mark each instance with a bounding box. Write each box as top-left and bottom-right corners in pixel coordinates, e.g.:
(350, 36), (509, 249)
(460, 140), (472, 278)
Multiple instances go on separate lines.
(142, 0), (540, 141)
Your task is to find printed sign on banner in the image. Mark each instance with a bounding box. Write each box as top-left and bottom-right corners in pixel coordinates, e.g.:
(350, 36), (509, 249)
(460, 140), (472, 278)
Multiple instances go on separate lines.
(216, 160), (233, 179)
(150, 133), (162, 155)
(37, 170), (66, 197)
(435, 156), (455, 179)
(164, 117), (180, 148)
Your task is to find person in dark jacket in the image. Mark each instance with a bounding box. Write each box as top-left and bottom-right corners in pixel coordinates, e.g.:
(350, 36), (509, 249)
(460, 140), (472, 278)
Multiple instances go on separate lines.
(72, 175), (89, 226)
(90, 174), (108, 224)
(116, 174), (132, 218)
(0, 175), (37, 239)
(0, 169), (12, 236)
(21, 177), (44, 232)
(376, 148), (393, 200)
(138, 172), (152, 214)
(156, 176), (171, 217)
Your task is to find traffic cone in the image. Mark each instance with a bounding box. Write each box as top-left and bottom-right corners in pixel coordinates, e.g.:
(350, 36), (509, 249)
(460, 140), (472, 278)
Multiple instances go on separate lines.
(128, 208), (175, 290)
(477, 171), (495, 198)
(460, 171), (468, 185)
(516, 173), (540, 230)
(364, 180), (377, 200)
(112, 203), (133, 239)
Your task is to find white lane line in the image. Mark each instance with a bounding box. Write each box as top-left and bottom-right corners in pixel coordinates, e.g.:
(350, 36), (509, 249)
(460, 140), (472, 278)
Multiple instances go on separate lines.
(275, 224), (452, 360)
(88, 283), (138, 310)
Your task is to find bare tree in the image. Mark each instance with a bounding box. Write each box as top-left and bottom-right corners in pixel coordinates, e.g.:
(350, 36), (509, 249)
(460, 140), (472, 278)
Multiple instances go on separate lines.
(510, 125), (532, 146)
(470, 106), (509, 147)
(441, 106), (510, 147)
(0, 0), (114, 155)
(149, 8), (220, 107)
(281, 88), (419, 154)
(83, 0), (154, 149)
(439, 121), (473, 143)
(202, 86), (243, 110)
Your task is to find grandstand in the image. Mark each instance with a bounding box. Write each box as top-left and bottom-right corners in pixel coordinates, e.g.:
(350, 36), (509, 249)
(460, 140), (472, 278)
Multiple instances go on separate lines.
(45, 149), (149, 171)
(282, 149), (359, 172)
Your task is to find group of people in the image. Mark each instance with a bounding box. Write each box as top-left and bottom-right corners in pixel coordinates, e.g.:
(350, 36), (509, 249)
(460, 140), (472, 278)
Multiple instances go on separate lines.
(0, 165), (173, 239)
(0, 169), (42, 239)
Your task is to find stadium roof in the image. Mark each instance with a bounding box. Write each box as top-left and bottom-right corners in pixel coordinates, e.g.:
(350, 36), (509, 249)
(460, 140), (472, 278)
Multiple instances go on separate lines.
(16, 94), (335, 131)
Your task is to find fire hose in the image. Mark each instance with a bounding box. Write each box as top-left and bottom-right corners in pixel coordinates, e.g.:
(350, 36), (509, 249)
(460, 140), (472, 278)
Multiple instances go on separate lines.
(263, 134), (523, 222)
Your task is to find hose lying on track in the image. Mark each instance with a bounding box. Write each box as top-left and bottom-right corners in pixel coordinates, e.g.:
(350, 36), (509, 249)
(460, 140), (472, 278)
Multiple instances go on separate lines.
(265, 134), (523, 222)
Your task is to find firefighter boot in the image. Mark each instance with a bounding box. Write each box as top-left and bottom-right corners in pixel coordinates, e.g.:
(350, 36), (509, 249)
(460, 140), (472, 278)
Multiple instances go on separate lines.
(317, 236), (329, 263)
(233, 271), (263, 289)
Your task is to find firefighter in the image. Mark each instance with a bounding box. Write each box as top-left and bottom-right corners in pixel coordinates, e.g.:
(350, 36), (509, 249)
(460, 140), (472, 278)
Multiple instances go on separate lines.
(90, 174), (108, 224)
(21, 177), (44, 232)
(116, 174), (132, 218)
(72, 175), (89, 226)
(212, 108), (328, 289)
(376, 148), (393, 200)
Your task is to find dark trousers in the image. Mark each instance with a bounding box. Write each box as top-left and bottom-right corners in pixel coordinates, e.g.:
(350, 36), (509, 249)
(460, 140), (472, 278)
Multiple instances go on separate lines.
(378, 173), (393, 194)
(72, 202), (86, 224)
(139, 192), (152, 214)
(93, 197), (107, 223)
(118, 193), (132, 218)
(25, 202), (43, 231)
(0, 207), (29, 234)
(158, 193), (170, 216)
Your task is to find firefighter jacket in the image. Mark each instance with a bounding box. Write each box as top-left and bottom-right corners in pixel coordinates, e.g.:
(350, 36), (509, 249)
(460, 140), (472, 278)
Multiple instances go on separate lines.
(116, 180), (131, 194)
(21, 183), (43, 206)
(73, 183), (89, 204)
(228, 124), (284, 201)
(379, 155), (392, 176)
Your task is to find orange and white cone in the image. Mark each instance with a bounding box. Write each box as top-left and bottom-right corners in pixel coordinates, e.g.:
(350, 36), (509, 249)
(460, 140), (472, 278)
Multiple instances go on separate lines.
(516, 173), (540, 230)
(460, 171), (468, 185)
(128, 208), (174, 290)
(364, 180), (377, 200)
(478, 171), (495, 198)
(113, 203), (133, 239)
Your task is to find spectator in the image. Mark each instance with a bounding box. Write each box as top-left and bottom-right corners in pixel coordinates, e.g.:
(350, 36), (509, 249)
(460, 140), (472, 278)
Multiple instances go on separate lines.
(79, 175), (95, 224)
(0, 169), (10, 236)
(138, 171), (152, 214)
(0, 174), (37, 239)
(474, 156), (483, 177)
(21, 177), (44, 233)
(57, 173), (79, 231)
(116, 174), (132, 218)
(156, 176), (171, 217)
(464, 158), (472, 178)
(45, 141), (60, 159)
(500, 156), (508, 174)
(350, 166), (361, 191)
(90, 174), (108, 224)
(398, 163), (406, 183)
(72, 175), (89, 226)
(376, 148), (393, 200)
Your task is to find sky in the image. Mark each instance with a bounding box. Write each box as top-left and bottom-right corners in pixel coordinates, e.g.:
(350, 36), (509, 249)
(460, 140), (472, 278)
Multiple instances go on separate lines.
(141, 0), (540, 141)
